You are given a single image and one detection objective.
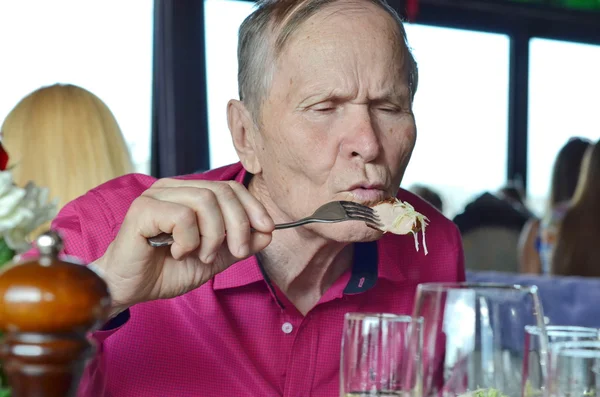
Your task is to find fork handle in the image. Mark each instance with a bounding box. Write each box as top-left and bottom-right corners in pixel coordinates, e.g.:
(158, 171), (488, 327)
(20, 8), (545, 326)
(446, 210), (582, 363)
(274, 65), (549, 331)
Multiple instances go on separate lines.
(273, 217), (341, 230)
(147, 218), (342, 247)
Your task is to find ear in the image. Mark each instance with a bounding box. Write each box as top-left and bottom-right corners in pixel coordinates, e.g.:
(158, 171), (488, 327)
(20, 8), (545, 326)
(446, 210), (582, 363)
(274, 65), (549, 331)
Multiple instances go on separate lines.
(227, 100), (262, 174)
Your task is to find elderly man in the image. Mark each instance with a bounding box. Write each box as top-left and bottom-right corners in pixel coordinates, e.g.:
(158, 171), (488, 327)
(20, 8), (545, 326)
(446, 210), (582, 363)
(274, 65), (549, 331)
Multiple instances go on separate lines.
(49, 0), (464, 395)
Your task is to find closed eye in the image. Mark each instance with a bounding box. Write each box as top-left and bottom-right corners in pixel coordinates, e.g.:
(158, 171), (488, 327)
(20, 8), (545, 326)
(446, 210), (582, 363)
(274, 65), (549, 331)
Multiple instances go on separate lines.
(310, 102), (337, 113)
(378, 107), (400, 113)
(371, 95), (411, 114)
(372, 105), (406, 114)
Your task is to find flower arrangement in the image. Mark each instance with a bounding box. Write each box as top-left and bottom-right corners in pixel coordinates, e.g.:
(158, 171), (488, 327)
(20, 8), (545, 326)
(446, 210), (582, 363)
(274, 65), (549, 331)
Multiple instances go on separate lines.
(0, 142), (58, 266)
(0, 141), (58, 395)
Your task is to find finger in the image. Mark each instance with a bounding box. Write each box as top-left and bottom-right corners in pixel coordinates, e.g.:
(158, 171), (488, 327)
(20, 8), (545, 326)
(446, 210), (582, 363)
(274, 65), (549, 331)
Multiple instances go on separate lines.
(148, 179), (274, 232)
(212, 184), (254, 259)
(125, 196), (201, 260)
(215, 231), (273, 267)
(148, 187), (227, 263)
(226, 181), (274, 232)
(148, 178), (227, 191)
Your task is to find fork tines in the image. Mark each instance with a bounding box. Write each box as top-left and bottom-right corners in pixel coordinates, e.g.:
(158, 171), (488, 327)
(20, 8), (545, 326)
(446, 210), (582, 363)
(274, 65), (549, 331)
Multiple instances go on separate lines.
(339, 201), (382, 226)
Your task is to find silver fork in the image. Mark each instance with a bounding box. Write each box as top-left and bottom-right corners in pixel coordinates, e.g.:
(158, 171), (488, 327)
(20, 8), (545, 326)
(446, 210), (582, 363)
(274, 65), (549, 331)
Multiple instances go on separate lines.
(147, 200), (382, 247)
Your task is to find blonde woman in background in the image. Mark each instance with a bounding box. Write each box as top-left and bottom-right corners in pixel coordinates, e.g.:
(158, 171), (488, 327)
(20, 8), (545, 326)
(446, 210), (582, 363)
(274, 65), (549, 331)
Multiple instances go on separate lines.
(553, 139), (600, 278)
(1, 84), (134, 228)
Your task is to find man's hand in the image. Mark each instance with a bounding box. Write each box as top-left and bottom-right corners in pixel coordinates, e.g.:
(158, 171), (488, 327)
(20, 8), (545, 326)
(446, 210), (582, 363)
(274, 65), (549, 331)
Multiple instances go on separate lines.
(93, 179), (274, 313)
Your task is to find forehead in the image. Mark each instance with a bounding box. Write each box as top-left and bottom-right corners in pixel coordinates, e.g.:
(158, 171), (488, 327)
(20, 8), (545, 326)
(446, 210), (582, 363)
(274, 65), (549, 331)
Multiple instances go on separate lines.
(271, 2), (410, 94)
(280, 1), (402, 50)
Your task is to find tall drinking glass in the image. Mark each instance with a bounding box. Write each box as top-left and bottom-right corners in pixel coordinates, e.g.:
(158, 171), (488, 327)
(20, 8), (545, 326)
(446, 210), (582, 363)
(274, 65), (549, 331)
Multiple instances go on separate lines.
(524, 326), (600, 396)
(546, 340), (600, 397)
(412, 282), (548, 397)
(340, 313), (423, 397)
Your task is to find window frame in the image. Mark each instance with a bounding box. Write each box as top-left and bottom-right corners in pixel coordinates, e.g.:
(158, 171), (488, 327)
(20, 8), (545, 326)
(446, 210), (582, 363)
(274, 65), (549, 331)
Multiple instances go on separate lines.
(195, 0), (600, 195)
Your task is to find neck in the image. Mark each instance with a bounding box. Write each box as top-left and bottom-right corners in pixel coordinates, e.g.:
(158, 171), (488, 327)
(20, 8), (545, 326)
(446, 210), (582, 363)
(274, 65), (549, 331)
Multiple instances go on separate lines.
(249, 176), (354, 315)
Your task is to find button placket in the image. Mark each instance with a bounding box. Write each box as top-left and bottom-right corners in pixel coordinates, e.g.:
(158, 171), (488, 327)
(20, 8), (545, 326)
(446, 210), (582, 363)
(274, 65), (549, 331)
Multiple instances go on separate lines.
(283, 314), (318, 397)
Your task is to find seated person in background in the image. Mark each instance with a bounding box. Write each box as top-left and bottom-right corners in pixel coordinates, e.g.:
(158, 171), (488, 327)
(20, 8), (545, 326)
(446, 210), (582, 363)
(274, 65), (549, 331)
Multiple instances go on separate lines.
(453, 190), (530, 236)
(1, 83), (134, 231)
(497, 180), (534, 218)
(453, 190), (529, 272)
(41, 1), (464, 396)
(410, 184), (444, 213)
(518, 137), (591, 274)
(553, 139), (600, 278)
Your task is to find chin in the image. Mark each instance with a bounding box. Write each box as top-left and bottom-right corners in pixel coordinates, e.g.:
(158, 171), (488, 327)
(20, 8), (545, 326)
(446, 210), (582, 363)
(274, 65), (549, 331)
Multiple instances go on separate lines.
(308, 222), (384, 243)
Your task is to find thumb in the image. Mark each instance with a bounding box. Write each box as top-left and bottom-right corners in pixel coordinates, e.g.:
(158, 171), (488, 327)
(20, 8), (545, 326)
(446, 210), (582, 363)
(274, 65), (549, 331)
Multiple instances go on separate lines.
(248, 231), (272, 254)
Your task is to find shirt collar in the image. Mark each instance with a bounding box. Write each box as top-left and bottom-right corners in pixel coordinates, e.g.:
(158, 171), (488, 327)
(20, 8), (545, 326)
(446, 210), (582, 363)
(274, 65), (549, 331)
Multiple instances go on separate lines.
(213, 240), (407, 292)
(211, 163), (407, 292)
(343, 239), (407, 294)
(212, 256), (265, 290)
(375, 234), (410, 283)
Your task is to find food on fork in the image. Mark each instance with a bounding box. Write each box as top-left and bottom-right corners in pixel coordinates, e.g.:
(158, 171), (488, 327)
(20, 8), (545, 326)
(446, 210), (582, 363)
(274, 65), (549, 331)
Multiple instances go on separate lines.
(370, 197), (429, 255)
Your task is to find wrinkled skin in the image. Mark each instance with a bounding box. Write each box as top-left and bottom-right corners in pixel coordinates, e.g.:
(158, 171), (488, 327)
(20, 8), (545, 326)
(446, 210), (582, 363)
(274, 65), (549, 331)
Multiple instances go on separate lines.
(233, 1), (417, 245)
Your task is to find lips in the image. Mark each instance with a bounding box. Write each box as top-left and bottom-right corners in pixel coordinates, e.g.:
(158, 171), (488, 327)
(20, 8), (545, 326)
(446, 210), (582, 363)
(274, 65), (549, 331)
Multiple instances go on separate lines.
(348, 187), (388, 203)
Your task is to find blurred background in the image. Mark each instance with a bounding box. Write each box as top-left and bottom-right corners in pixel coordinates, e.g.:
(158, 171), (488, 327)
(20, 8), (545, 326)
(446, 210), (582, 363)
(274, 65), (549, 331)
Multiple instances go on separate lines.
(1, 0), (599, 276)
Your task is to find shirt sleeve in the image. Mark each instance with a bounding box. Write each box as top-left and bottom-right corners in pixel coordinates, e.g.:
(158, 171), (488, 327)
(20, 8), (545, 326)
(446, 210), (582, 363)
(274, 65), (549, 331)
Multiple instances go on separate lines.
(94, 309), (131, 341)
(47, 194), (131, 396)
(50, 190), (118, 264)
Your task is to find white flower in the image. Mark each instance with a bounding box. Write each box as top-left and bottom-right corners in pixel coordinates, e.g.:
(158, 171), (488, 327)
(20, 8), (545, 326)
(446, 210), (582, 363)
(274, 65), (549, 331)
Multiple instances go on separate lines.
(0, 170), (58, 253)
(0, 171), (28, 231)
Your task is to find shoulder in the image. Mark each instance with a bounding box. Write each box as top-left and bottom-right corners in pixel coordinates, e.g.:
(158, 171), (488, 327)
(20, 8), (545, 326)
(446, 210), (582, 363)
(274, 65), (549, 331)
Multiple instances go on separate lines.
(518, 216), (542, 257)
(522, 217), (541, 237)
(48, 173), (157, 262)
(376, 188), (464, 283)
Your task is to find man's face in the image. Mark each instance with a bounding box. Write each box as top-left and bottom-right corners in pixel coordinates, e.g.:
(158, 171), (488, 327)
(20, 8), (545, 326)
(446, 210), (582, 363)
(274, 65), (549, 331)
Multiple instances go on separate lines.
(252, 2), (417, 242)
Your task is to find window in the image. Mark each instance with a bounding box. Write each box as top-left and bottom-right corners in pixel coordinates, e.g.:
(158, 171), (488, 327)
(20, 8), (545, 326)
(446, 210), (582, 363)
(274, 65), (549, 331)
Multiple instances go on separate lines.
(527, 37), (600, 216)
(205, 0), (256, 169)
(204, 1), (511, 219)
(0, 0), (154, 174)
(401, 24), (510, 218)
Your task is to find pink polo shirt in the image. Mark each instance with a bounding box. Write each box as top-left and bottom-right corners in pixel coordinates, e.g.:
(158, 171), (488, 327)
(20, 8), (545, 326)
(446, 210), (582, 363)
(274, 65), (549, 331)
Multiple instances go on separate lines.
(48, 162), (464, 397)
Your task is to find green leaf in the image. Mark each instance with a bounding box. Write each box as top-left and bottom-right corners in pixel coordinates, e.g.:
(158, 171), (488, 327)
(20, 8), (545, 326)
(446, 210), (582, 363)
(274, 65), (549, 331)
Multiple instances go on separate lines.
(0, 239), (15, 268)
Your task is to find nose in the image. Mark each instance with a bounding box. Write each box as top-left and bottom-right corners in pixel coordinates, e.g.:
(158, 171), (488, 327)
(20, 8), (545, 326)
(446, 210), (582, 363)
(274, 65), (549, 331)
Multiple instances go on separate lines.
(341, 106), (381, 163)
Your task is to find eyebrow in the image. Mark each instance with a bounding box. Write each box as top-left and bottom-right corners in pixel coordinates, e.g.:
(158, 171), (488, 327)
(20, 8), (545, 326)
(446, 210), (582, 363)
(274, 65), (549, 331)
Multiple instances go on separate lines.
(297, 87), (411, 107)
(371, 88), (411, 102)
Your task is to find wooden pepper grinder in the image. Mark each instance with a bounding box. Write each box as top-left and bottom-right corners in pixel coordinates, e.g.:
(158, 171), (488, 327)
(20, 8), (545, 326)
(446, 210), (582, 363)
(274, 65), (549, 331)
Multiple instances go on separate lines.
(0, 231), (111, 397)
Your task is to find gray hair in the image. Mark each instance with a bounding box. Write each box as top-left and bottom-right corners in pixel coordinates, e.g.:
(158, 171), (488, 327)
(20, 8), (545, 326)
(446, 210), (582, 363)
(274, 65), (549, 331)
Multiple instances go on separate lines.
(237, 0), (419, 123)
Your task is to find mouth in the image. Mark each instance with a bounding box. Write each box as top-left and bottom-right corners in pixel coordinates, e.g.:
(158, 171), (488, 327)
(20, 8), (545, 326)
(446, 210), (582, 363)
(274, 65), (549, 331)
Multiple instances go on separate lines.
(346, 184), (389, 203)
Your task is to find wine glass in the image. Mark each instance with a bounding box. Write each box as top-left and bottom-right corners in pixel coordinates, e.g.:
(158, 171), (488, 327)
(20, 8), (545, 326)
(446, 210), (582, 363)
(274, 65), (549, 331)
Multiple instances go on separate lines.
(546, 340), (600, 397)
(524, 326), (600, 397)
(340, 313), (423, 397)
(412, 282), (548, 397)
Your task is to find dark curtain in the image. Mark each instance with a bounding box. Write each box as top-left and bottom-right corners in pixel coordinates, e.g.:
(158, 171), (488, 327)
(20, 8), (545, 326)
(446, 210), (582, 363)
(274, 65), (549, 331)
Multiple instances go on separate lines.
(151, 0), (210, 178)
